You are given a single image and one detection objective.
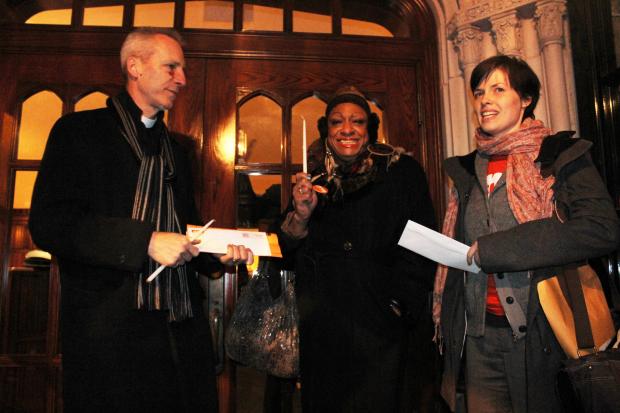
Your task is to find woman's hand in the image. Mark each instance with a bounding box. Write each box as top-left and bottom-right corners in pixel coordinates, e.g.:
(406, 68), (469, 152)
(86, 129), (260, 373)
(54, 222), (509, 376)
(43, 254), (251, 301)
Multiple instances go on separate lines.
(292, 172), (318, 221)
(281, 172), (318, 239)
(467, 241), (481, 267)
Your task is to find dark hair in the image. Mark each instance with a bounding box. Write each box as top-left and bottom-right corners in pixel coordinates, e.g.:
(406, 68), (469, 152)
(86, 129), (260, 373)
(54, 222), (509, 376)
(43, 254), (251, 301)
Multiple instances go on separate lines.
(470, 55), (540, 120)
(317, 86), (380, 143)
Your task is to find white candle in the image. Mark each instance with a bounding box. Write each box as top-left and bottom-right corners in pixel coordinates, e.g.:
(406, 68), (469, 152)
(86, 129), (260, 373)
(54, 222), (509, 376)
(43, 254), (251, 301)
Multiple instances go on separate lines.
(302, 117), (307, 174)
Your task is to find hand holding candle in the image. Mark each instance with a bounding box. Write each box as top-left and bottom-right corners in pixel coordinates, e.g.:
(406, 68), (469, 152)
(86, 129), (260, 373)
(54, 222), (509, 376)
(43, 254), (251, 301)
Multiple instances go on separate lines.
(299, 115), (328, 194)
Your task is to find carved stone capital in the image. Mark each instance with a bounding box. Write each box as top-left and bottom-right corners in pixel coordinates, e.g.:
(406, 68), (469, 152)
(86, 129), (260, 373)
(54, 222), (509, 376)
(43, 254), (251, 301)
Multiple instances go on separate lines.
(490, 11), (522, 56)
(535, 0), (567, 46)
(453, 25), (483, 69)
(451, 0), (535, 28)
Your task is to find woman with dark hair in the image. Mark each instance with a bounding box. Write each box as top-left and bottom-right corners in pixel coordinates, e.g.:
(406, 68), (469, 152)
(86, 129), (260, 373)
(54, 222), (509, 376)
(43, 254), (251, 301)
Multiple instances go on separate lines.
(435, 55), (619, 412)
(278, 86), (437, 412)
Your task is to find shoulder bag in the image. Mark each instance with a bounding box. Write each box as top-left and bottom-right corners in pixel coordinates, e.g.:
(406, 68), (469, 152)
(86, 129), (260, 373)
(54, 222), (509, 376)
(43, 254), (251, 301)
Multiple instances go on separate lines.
(538, 262), (620, 412)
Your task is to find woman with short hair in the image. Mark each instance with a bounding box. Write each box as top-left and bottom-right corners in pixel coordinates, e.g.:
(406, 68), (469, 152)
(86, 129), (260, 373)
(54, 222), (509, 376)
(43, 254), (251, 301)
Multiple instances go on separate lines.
(435, 55), (619, 413)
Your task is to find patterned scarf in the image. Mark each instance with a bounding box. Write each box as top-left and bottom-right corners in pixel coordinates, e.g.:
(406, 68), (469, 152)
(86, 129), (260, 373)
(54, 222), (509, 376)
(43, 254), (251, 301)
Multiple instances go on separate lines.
(307, 139), (403, 202)
(110, 96), (193, 322)
(432, 118), (555, 346)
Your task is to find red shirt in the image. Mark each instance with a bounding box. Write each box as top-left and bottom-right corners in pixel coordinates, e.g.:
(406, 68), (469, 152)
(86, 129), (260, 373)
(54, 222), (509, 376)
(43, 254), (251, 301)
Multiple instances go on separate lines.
(485, 155), (507, 316)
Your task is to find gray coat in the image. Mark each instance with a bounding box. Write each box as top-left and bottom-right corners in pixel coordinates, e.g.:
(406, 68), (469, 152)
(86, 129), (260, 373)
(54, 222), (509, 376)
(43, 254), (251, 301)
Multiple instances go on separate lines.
(439, 132), (619, 412)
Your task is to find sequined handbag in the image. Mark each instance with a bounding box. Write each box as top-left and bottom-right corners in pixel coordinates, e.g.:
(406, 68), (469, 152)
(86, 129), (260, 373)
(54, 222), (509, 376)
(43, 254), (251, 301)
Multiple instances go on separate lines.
(225, 271), (299, 378)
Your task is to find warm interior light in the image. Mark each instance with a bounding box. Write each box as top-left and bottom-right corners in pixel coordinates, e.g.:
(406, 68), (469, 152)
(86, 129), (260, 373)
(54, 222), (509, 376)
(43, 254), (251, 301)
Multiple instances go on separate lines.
(26, 9), (71, 25)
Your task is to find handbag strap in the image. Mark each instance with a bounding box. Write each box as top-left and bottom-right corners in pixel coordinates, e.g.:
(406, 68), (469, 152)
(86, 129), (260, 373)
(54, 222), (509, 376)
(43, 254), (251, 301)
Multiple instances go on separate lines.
(560, 264), (596, 351)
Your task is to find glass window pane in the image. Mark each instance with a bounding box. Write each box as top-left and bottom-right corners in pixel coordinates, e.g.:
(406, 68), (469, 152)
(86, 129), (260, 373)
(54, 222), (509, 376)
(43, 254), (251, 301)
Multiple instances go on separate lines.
(342, 18), (393, 37)
(243, 2), (283, 32)
(291, 96), (326, 168)
(293, 1), (331, 34)
(134, 2), (174, 28)
(185, 0), (234, 30)
(342, 0), (407, 37)
(75, 91), (109, 112)
(17, 91), (63, 161)
(13, 171), (38, 209)
(26, 9), (71, 25)
(237, 173), (282, 229)
(238, 96), (282, 164)
(84, 1), (124, 27)
(25, 9), (72, 25)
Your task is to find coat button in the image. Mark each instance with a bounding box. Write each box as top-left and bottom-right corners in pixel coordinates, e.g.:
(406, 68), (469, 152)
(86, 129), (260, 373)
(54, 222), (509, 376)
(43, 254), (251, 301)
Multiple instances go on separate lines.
(506, 296), (514, 304)
(518, 325), (527, 333)
(343, 241), (353, 251)
(119, 254), (126, 264)
(543, 346), (551, 354)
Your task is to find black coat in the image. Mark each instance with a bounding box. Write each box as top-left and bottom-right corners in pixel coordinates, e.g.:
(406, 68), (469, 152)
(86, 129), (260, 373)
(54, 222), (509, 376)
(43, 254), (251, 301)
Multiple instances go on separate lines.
(279, 155), (437, 412)
(29, 92), (220, 413)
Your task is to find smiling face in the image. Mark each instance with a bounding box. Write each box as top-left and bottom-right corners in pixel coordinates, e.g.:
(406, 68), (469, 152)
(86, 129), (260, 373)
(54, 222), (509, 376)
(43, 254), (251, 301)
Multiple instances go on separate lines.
(126, 34), (186, 118)
(473, 69), (532, 138)
(326, 102), (369, 160)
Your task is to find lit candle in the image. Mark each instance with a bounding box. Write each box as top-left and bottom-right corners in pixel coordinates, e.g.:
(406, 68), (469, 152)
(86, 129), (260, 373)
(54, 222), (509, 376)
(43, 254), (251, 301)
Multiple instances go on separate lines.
(302, 117), (307, 174)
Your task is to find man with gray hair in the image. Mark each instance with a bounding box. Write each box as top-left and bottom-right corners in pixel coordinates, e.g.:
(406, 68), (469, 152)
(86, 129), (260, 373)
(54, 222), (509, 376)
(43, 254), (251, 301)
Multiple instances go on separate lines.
(29, 28), (251, 413)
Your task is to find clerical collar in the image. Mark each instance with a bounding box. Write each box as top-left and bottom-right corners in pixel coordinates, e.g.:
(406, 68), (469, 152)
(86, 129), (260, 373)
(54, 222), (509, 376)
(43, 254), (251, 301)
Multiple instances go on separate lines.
(141, 115), (157, 128)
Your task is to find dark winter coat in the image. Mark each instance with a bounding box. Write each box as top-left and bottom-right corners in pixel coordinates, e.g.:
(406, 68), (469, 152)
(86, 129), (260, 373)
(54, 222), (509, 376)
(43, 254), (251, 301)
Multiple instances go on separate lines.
(279, 154), (437, 412)
(29, 92), (220, 413)
(439, 132), (619, 412)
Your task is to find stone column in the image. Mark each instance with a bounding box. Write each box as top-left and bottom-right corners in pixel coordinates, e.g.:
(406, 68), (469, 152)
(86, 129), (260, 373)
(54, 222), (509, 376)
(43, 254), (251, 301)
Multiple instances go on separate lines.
(480, 31), (498, 60)
(490, 11), (522, 57)
(536, 0), (570, 131)
(521, 17), (549, 126)
(453, 25), (483, 147)
(562, 17), (579, 133)
(446, 40), (471, 156)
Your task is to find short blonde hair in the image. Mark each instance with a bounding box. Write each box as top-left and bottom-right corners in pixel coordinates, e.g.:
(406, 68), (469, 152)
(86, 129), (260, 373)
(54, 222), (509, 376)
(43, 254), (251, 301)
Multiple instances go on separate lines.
(120, 28), (184, 75)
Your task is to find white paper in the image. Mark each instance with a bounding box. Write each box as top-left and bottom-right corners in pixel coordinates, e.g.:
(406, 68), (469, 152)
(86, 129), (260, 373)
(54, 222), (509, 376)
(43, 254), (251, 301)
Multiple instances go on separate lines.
(398, 220), (481, 273)
(187, 227), (275, 257)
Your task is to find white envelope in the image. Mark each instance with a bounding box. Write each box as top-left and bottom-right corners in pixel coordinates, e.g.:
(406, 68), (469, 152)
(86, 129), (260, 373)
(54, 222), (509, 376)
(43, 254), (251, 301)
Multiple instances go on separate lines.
(398, 220), (480, 273)
(187, 226), (282, 257)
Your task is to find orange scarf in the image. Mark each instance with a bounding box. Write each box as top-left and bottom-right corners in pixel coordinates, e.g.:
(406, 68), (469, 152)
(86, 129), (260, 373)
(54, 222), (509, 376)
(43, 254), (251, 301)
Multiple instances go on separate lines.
(432, 118), (555, 346)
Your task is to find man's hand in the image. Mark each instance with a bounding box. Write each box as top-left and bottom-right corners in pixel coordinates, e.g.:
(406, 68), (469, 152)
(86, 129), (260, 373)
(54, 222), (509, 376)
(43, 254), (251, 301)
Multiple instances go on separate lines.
(148, 232), (200, 267)
(216, 244), (254, 266)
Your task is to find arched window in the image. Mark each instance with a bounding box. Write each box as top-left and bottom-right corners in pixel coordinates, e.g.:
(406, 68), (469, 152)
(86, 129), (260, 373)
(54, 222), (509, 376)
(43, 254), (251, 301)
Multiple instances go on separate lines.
(236, 94), (283, 228)
(291, 95), (326, 166)
(17, 91), (62, 161)
(75, 91), (109, 112)
(238, 94), (282, 164)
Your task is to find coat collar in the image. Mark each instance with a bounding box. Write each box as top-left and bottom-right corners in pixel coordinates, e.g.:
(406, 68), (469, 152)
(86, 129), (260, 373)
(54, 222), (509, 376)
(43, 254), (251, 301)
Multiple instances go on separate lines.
(535, 131), (592, 177)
